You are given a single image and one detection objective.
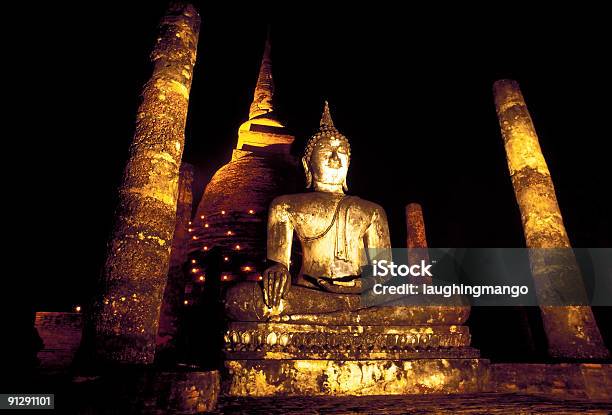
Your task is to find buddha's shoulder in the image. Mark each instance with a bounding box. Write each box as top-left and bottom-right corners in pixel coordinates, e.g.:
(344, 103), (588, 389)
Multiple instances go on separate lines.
(269, 192), (320, 210)
(270, 193), (386, 216)
(348, 197), (387, 216)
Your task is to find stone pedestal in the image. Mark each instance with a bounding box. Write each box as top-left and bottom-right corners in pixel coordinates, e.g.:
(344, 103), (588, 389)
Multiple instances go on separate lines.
(223, 322), (487, 396)
(488, 363), (612, 401)
(226, 358), (487, 397)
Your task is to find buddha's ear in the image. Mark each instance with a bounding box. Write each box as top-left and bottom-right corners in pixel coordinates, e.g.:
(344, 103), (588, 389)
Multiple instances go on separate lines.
(343, 160), (349, 191)
(302, 156), (312, 188)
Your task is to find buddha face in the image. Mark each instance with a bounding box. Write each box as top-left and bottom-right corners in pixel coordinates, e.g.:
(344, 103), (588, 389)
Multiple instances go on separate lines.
(308, 136), (350, 187)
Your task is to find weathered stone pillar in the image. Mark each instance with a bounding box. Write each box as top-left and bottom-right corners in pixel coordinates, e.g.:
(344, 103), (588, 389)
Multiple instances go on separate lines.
(93, 3), (200, 364)
(406, 203), (428, 250)
(405, 203), (431, 284)
(156, 163), (194, 360)
(493, 79), (608, 359)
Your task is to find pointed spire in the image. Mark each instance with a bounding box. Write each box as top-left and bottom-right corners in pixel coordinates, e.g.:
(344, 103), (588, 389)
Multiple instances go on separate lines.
(249, 27), (274, 120)
(320, 100), (335, 128)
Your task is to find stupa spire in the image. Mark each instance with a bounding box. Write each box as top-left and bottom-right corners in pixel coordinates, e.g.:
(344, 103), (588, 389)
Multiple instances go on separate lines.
(249, 28), (274, 120)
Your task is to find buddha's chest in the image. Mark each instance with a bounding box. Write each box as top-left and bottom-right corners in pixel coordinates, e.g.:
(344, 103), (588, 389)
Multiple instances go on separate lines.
(290, 198), (370, 243)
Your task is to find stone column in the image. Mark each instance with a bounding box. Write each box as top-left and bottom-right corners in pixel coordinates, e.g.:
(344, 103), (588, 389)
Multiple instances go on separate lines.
(93, 3), (200, 364)
(493, 79), (608, 359)
(405, 203), (431, 284)
(406, 203), (428, 250)
(156, 163), (194, 361)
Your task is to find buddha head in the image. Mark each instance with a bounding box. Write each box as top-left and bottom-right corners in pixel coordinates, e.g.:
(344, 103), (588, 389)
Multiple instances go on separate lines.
(302, 101), (351, 191)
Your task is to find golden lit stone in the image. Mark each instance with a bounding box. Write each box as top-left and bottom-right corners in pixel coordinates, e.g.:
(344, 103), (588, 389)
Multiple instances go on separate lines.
(235, 31), (294, 155)
(226, 358), (486, 396)
(493, 79), (608, 359)
(91, 3), (200, 364)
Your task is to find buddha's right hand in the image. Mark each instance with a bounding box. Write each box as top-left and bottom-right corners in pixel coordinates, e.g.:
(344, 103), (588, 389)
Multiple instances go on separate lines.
(262, 262), (291, 308)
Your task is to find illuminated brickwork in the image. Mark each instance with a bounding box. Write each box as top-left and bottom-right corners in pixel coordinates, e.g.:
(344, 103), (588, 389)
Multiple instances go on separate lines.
(188, 34), (297, 284)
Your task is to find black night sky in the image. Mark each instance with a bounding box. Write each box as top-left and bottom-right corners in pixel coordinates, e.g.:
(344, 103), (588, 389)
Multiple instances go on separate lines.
(25, 2), (611, 359)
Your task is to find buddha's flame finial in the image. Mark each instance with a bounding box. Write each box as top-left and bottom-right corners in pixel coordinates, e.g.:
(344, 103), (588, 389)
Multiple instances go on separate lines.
(320, 100), (335, 128)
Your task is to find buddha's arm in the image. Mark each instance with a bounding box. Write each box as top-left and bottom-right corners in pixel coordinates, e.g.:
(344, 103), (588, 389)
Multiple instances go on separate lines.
(365, 206), (391, 251)
(267, 198), (294, 268)
(264, 198), (294, 307)
(363, 206), (393, 287)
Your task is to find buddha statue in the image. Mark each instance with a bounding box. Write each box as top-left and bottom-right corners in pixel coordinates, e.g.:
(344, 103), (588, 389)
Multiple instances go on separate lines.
(223, 102), (481, 398)
(223, 102), (468, 326)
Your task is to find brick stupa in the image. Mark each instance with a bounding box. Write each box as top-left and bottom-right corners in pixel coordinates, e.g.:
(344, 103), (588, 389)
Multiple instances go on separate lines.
(187, 32), (298, 282)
